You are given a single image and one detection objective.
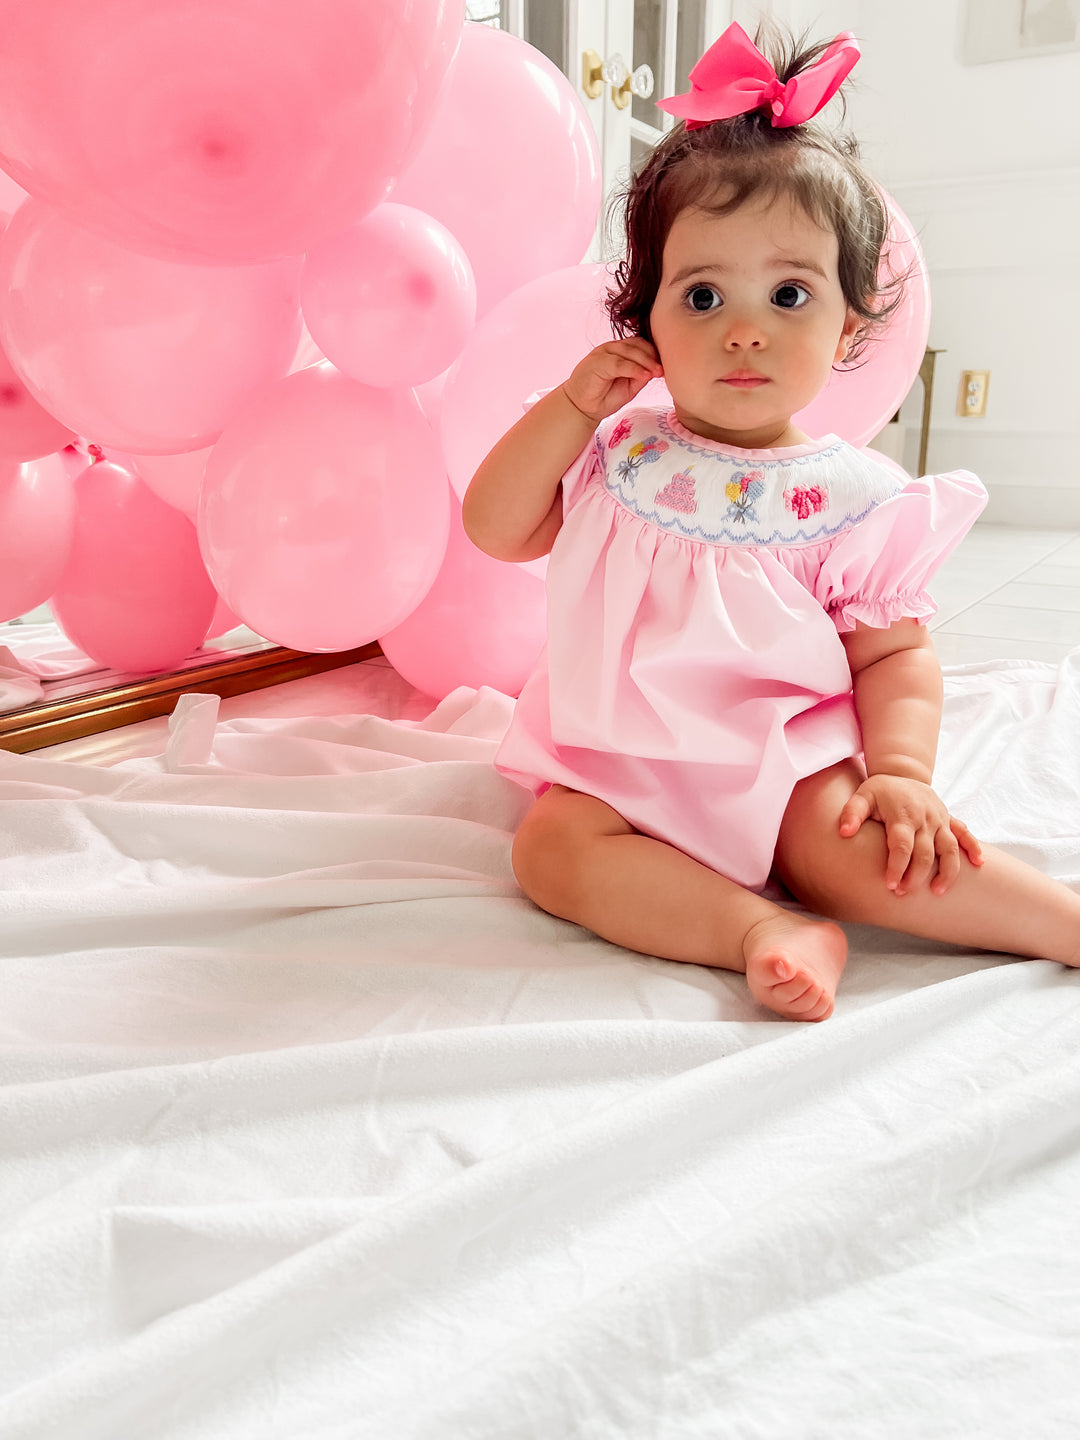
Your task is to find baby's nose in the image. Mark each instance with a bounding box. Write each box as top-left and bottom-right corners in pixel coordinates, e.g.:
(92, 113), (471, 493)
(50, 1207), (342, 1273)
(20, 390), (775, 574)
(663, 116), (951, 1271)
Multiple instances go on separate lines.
(722, 314), (765, 348)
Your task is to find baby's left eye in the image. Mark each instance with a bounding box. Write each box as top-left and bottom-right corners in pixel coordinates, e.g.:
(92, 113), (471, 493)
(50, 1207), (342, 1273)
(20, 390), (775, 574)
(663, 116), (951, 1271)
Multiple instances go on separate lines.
(772, 283), (811, 309)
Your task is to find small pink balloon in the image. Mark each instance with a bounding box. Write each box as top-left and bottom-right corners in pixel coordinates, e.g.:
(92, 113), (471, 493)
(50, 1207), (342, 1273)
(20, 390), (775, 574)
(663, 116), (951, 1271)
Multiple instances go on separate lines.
(51, 460), (218, 673)
(794, 192), (931, 447)
(440, 262), (617, 501)
(301, 203), (476, 389)
(0, 0), (464, 265)
(129, 447), (214, 517)
(0, 200), (303, 454)
(198, 364), (450, 653)
(379, 496), (546, 700)
(390, 25), (602, 316)
(0, 207), (75, 460)
(0, 452), (75, 620)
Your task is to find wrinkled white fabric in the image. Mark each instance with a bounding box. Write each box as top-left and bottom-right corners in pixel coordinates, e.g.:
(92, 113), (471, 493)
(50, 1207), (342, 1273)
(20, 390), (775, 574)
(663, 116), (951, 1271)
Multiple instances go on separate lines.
(0, 654), (1078, 1439)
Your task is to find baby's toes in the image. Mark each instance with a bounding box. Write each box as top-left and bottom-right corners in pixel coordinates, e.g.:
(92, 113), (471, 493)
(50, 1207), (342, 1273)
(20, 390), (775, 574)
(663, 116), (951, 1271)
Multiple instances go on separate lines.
(764, 965), (832, 1019)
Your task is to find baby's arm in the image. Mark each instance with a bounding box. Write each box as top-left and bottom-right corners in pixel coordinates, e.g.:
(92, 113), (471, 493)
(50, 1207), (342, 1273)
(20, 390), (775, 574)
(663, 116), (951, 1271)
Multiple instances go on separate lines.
(838, 618), (984, 896)
(462, 337), (662, 563)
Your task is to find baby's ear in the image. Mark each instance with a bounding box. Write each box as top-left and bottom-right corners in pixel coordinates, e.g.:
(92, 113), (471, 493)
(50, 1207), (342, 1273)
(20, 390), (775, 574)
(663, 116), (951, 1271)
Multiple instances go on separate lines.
(834, 310), (861, 363)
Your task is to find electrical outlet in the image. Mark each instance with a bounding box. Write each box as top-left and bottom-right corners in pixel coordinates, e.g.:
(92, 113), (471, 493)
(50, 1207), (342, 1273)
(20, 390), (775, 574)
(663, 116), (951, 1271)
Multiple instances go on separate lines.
(958, 370), (989, 417)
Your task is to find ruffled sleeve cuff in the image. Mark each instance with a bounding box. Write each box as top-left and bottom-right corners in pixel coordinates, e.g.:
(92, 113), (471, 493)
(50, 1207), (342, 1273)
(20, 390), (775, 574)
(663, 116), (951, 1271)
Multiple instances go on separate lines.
(814, 470), (988, 634)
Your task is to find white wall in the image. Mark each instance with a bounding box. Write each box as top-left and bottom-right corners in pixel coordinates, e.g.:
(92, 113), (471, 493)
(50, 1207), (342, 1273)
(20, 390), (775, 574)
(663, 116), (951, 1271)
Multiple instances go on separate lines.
(733, 0), (1080, 525)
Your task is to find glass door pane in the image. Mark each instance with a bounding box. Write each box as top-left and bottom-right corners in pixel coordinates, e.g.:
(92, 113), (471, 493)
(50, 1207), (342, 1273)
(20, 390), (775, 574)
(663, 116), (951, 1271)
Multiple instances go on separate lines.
(631, 0), (664, 127)
(525, 2), (566, 71)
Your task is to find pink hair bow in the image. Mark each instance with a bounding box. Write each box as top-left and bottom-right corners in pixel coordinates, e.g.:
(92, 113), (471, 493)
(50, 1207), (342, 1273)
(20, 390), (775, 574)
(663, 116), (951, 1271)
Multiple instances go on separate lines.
(656, 22), (860, 130)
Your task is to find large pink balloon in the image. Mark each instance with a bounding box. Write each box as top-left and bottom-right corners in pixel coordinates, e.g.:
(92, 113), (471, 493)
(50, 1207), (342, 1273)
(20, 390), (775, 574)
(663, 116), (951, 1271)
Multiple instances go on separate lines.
(379, 497), (546, 700)
(302, 203), (476, 389)
(51, 460), (218, 673)
(0, 200), (303, 454)
(0, 0), (464, 265)
(390, 25), (602, 316)
(794, 192), (930, 447)
(0, 206), (75, 460)
(0, 452), (75, 620)
(198, 364), (450, 653)
(440, 262), (617, 501)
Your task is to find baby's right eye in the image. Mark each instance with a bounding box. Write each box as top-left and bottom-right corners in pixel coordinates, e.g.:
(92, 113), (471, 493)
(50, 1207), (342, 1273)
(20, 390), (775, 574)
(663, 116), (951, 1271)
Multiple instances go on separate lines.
(685, 284), (722, 313)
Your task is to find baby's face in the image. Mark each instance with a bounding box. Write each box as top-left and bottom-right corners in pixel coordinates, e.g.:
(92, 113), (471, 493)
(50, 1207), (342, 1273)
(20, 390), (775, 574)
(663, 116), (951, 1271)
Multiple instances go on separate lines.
(648, 194), (860, 449)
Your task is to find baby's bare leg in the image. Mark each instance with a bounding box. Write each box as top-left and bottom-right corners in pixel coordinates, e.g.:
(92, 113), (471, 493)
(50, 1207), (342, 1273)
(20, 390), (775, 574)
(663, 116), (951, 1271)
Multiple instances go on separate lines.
(512, 784), (848, 1021)
(776, 759), (1080, 966)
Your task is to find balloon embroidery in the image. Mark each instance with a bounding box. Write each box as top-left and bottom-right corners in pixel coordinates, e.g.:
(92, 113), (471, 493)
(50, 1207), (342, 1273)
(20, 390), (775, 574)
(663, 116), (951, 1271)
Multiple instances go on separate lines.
(616, 435), (669, 482)
(724, 469), (766, 524)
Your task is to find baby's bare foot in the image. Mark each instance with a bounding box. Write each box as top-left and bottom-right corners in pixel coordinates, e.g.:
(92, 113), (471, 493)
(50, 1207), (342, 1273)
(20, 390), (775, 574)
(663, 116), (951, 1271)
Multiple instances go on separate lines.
(742, 912), (848, 1022)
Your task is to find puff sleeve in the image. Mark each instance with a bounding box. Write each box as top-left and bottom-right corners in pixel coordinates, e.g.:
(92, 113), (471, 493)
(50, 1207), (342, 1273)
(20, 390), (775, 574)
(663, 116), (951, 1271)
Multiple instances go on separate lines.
(813, 470), (988, 633)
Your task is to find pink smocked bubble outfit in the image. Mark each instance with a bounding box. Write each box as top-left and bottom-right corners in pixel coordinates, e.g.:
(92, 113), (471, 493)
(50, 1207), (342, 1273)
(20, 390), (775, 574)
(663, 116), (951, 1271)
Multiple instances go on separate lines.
(493, 401), (988, 893)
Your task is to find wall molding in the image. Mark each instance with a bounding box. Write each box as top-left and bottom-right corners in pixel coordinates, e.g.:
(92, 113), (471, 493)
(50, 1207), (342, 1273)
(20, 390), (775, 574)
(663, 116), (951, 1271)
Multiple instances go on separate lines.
(886, 164), (1080, 212)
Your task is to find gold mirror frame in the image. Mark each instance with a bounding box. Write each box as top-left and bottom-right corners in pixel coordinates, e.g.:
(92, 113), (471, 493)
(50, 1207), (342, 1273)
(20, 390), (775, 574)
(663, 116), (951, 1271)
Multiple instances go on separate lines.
(0, 640), (383, 754)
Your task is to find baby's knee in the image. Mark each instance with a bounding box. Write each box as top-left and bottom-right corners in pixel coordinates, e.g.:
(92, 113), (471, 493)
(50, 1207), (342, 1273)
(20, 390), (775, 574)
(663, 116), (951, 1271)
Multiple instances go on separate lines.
(511, 801), (584, 912)
(777, 807), (889, 922)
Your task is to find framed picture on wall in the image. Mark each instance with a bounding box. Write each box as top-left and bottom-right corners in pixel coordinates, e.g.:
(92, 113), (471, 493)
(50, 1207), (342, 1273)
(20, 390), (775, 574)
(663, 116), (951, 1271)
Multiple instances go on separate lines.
(962, 0), (1080, 63)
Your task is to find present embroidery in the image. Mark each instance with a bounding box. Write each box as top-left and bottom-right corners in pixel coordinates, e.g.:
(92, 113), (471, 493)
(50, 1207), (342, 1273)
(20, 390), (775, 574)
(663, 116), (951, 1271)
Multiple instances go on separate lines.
(655, 466), (697, 515)
(616, 435), (668, 482)
(783, 483), (829, 521)
(724, 469), (766, 524)
(608, 417), (633, 449)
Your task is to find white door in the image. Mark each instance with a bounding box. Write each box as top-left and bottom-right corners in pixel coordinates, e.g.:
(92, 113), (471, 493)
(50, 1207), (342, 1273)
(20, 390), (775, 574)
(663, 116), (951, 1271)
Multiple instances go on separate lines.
(468, 0), (730, 263)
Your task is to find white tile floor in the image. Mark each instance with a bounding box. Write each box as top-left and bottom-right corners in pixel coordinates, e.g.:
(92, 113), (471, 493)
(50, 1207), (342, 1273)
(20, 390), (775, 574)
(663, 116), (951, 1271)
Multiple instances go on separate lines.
(926, 524), (1080, 666)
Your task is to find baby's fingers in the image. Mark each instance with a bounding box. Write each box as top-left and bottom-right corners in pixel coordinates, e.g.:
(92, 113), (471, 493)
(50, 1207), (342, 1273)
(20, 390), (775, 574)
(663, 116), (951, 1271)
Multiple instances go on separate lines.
(950, 815), (984, 868)
(884, 821), (915, 891)
(895, 826), (936, 895)
(930, 828), (962, 896)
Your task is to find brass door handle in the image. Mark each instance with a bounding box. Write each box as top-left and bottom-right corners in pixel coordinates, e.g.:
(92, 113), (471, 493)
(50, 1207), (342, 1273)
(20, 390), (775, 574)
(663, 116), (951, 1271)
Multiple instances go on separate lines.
(582, 50), (655, 108)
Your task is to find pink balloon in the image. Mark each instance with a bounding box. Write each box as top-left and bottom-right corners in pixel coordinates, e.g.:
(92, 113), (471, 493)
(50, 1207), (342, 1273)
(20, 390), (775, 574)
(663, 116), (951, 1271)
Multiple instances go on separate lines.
(0, 0), (464, 265)
(129, 448), (214, 518)
(0, 200), (303, 454)
(301, 203), (476, 389)
(440, 262), (617, 501)
(198, 364), (450, 652)
(0, 207), (75, 460)
(379, 496), (546, 700)
(0, 452), (75, 620)
(390, 25), (602, 316)
(0, 331), (77, 462)
(51, 460), (218, 673)
(794, 192), (930, 447)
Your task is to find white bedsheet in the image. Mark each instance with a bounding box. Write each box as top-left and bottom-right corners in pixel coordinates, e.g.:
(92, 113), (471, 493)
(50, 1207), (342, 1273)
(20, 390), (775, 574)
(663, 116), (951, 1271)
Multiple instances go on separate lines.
(1, 653), (1079, 1439)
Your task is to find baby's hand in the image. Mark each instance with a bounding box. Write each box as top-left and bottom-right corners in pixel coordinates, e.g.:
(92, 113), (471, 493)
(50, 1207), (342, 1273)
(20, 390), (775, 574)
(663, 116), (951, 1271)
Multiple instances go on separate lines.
(838, 775), (984, 896)
(562, 338), (663, 424)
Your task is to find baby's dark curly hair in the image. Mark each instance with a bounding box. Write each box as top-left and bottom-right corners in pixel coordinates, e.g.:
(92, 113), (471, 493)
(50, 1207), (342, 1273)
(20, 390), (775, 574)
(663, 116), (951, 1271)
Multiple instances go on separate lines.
(606, 20), (908, 366)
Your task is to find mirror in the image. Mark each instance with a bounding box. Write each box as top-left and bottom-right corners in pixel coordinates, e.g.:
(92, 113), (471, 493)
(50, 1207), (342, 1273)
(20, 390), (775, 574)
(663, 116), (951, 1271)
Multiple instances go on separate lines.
(0, 593), (381, 753)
